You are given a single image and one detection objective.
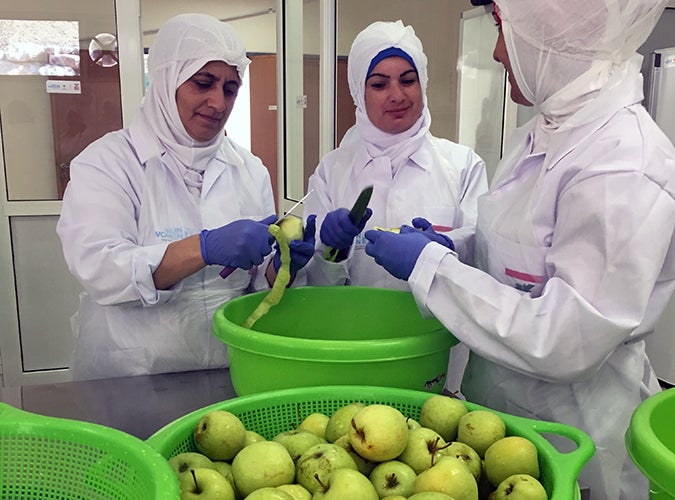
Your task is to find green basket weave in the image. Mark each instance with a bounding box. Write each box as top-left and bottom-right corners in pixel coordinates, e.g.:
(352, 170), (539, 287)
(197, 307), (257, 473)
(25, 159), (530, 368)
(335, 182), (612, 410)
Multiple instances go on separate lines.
(146, 385), (595, 500)
(0, 403), (180, 500)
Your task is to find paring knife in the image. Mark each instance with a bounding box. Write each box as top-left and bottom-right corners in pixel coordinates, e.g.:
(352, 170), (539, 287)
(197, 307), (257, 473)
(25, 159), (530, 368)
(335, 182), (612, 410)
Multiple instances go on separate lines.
(219, 189), (315, 279)
(323, 185), (374, 262)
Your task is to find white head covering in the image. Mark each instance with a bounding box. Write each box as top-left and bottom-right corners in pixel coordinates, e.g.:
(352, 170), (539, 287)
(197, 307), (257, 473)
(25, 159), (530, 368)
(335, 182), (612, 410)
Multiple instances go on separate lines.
(344, 20), (431, 175)
(138, 13), (250, 194)
(496, 0), (667, 136)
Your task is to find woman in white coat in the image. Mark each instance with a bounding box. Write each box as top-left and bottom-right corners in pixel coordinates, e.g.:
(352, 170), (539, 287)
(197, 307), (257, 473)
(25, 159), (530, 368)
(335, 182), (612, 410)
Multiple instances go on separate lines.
(57, 14), (314, 381)
(365, 1), (675, 498)
(303, 20), (487, 291)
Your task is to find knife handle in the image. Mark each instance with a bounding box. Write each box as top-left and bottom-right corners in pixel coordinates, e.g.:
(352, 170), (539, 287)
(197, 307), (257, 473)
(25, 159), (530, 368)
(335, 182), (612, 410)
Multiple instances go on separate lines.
(220, 266), (236, 279)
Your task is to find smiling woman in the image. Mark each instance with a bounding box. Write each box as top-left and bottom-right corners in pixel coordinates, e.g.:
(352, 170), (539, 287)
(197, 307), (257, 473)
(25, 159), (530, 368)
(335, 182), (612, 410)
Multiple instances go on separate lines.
(364, 56), (424, 134)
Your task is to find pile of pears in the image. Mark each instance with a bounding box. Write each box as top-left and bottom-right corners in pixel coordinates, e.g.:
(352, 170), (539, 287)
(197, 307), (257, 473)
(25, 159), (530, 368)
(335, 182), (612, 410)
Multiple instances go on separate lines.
(168, 394), (548, 500)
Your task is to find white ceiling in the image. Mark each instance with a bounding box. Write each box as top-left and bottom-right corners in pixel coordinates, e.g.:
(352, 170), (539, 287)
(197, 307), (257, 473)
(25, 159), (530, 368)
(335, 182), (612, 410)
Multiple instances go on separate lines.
(140, 0), (277, 35)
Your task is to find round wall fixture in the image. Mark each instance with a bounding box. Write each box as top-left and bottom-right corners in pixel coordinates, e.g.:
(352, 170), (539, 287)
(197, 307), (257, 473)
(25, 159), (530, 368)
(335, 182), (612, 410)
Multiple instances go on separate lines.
(88, 33), (118, 67)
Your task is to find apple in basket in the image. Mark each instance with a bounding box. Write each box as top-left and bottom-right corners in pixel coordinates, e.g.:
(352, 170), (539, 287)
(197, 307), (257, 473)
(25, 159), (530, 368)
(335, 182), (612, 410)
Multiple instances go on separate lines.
(368, 460), (417, 498)
(333, 433), (377, 475)
(484, 436), (540, 487)
(245, 429), (267, 446)
(408, 493), (458, 500)
(180, 468), (236, 500)
(312, 467), (378, 500)
(168, 451), (215, 479)
(193, 410), (246, 461)
(419, 394), (468, 442)
(231, 441), (296, 497)
(349, 404), (409, 462)
(297, 412), (330, 440)
(413, 455), (479, 500)
(276, 483), (313, 500)
(488, 473), (548, 500)
(273, 429), (326, 462)
(457, 409), (506, 458)
(442, 440), (483, 482)
(398, 426), (447, 474)
(325, 402), (365, 443)
(244, 487), (295, 500)
(295, 442), (358, 493)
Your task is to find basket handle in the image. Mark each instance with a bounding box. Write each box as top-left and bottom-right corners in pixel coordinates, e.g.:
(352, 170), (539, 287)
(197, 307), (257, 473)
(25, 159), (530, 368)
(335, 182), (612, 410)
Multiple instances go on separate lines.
(529, 418), (596, 496)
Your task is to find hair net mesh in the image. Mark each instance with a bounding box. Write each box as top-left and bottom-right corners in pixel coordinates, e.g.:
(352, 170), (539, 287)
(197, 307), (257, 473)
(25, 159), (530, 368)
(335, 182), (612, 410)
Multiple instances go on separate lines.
(496, 0), (667, 120)
(147, 13), (250, 85)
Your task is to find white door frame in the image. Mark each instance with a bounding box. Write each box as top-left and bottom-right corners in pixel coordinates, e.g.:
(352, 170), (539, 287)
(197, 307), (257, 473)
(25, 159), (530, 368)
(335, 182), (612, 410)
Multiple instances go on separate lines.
(0, 0), (144, 387)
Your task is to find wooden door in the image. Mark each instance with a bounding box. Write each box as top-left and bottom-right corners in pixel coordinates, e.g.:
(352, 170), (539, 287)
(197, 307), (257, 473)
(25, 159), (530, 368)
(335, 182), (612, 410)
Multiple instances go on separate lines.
(248, 54), (279, 209)
(50, 49), (123, 198)
(248, 54), (354, 208)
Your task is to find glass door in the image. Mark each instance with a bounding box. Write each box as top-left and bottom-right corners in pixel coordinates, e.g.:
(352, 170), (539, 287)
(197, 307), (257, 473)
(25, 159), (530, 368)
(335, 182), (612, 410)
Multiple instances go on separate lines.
(0, 0), (137, 386)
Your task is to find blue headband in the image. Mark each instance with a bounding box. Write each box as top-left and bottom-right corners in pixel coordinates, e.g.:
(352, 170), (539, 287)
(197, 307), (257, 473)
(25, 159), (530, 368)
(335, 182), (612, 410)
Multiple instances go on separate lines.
(366, 47), (417, 80)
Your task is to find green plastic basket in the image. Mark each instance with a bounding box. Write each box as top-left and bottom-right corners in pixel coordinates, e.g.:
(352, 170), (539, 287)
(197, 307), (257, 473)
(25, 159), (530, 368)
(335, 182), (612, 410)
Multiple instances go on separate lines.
(147, 385), (594, 500)
(0, 403), (180, 500)
(211, 286), (458, 395)
(626, 387), (675, 499)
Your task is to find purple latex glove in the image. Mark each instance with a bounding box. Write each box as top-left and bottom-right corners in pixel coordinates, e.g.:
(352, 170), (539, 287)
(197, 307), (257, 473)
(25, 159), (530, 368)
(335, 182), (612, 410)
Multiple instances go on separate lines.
(364, 228), (431, 281)
(200, 214), (278, 269)
(407, 217), (454, 250)
(274, 214), (317, 275)
(320, 207), (373, 250)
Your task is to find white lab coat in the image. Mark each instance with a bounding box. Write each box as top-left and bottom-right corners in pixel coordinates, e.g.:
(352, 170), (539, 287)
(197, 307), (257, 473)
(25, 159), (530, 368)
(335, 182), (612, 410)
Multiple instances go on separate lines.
(57, 120), (275, 380)
(408, 75), (675, 498)
(304, 133), (487, 291)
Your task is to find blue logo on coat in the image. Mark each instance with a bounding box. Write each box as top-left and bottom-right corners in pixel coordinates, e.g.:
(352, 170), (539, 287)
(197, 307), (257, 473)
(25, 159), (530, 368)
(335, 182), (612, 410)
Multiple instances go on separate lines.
(155, 226), (193, 241)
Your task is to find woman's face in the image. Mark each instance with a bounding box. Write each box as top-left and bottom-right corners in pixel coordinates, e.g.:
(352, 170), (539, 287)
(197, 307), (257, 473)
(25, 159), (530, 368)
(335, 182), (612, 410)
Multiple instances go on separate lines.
(493, 30), (532, 107)
(364, 56), (424, 134)
(176, 60), (241, 142)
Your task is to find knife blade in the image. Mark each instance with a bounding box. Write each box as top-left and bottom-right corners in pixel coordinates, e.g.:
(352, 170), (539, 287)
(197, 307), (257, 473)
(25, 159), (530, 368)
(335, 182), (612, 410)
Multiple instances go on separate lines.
(323, 185), (374, 262)
(280, 189), (314, 222)
(219, 189), (315, 279)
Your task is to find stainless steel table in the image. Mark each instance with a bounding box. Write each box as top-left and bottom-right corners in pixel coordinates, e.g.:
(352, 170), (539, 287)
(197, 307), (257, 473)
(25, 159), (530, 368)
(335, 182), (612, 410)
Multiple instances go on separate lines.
(0, 369), (237, 440)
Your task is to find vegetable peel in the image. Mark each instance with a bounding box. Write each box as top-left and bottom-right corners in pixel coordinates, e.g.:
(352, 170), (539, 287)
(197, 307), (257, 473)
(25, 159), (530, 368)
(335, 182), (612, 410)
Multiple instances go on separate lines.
(242, 224), (292, 329)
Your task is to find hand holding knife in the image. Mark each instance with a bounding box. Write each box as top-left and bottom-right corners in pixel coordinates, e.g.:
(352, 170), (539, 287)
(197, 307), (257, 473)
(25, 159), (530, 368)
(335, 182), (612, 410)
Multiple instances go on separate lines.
(219, 190), (314, 279)
(323, 185), (374, 262)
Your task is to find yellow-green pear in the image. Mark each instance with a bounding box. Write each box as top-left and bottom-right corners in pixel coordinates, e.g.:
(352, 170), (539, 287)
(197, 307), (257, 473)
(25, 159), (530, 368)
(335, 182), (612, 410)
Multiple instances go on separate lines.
(278, 215), (304, 241)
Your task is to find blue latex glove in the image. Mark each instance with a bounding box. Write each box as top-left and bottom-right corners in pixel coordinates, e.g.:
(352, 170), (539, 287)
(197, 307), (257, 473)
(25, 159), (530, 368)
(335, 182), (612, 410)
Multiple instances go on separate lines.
(407, 217), (454, 250)
(200, 214), (278, 268)
(320, 207), (373, 251)
(274, 214), (317, 275)
(364, 228), (431, 281)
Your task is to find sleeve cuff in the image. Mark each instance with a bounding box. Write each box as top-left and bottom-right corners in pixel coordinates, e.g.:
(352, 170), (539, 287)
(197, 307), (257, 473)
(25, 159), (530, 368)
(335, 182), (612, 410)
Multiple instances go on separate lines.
(409, 243), (456, 317)
(132, 243), (181, 306)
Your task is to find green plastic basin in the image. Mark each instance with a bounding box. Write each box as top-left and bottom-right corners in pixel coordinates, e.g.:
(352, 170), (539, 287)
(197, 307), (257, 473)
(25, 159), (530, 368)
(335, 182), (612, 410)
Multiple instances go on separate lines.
(0, 403), (179, 499)
(626, 387), (675, 499)
(211, 286), (458, 395)
(147, 385), (595, 500)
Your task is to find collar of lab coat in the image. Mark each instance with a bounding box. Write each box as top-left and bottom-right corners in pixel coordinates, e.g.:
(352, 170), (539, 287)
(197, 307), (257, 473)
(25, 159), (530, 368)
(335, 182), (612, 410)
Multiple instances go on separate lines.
(350, 135), (433, 174)
(542, 63), (644, 171)
(128, 116), (232, 199)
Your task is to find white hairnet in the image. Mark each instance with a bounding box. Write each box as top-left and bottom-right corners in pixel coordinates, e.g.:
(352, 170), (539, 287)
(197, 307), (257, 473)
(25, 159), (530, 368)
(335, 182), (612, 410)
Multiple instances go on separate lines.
(496, 0), (667, 128)
(147, 13), (250, 84)
(348, 19), (428, 112)
(343, 20), (432, 171)
(138, 13), (250, 175)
